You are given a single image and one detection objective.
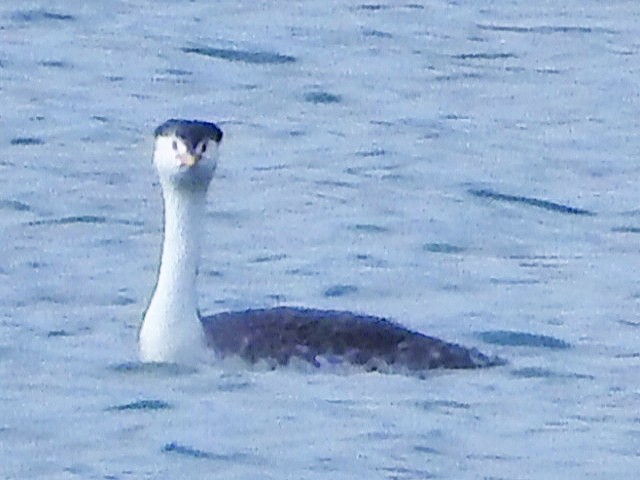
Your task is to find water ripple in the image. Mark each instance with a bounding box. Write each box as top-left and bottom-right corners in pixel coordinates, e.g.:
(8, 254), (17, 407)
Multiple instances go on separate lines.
(477, 330), (571, 349)
(108, 362), (199, 376)
(10, 137), (45, 146)
(304, 91), (342, 104)
(469, 188), (594, 216)
(10, 9), (75, 22)
(453, 52), (517, 60)
(423, 243), (465, 254)
(323, 284), (359, 298)
(477, 24), (618, 35)
(107, 399), (172, 412)
(414, 399), (471, 411)
(182, 46), (296, 65)
(611, 226), (640, 234)
(0, 199), (31, 212)
(350, 223), (388, 234)
(26, 215), (107, 226)
(38, 60), (71, 69)
(47, 330), (72, 338)
(26, 215), (142, 227)
(162, 442), (252, 462)
(511, 367), (594, 380)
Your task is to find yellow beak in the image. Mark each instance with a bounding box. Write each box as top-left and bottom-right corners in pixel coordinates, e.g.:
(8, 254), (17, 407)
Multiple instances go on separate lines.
(178, 153), (202, 167)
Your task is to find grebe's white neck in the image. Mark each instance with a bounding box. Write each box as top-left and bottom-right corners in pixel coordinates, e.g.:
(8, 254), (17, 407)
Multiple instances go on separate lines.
(139, 183), (207, 363)
(139, 120), (222, 363)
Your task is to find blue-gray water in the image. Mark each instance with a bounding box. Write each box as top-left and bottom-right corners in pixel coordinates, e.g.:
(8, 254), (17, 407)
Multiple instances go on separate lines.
(2, 1), (639, 478)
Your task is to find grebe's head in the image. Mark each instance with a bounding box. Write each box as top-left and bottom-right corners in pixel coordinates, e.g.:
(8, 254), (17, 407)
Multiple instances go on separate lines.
(153, 119), (223, 192)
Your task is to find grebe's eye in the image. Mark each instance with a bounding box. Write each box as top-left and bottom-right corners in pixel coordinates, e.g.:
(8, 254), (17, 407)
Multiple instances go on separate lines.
(171, 140), (178, 151)
(201, 142), (207, 153)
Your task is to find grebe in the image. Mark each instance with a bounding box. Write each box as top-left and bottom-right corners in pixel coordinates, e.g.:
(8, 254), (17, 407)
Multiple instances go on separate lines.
(139, 119), (498, 373)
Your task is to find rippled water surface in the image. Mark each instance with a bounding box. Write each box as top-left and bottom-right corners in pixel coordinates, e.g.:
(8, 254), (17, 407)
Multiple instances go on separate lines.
(1, 1), (639, 479)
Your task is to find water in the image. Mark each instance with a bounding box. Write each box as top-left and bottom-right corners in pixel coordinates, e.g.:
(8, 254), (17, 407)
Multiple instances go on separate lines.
(1, 1), (639, 478)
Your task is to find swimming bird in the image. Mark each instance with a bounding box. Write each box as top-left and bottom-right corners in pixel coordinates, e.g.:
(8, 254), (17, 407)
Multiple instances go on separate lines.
(139, 119), (498, 373)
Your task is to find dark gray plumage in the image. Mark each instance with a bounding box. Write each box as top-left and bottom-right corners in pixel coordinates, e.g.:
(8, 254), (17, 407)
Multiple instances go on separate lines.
(202, 307), (500, 373)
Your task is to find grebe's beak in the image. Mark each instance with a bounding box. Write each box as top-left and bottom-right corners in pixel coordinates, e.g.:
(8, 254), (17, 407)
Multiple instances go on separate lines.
(178, 153), (202, 167)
